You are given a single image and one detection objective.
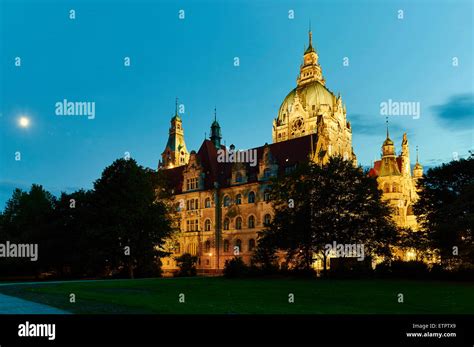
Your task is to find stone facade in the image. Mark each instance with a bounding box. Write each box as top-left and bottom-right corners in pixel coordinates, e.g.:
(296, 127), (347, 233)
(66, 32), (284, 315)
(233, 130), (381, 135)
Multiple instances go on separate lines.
(158, 31), (422, 273)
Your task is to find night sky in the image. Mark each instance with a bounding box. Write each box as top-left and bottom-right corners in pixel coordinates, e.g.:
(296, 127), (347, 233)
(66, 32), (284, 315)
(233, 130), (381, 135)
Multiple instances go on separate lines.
(1, 0), (472, 209)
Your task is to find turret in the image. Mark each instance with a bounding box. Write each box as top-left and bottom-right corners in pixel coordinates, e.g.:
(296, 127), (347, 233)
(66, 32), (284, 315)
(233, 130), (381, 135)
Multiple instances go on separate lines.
(380, 118), (400, 176)
(297, 26), (325, 87)
(210, 107), (222, 149)
(160, 99), (190, 169)
(413, 146), (423, 179)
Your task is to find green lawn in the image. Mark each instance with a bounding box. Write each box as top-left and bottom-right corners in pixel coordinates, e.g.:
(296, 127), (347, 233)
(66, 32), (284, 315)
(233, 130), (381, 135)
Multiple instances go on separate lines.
(0, 277), (472, 314)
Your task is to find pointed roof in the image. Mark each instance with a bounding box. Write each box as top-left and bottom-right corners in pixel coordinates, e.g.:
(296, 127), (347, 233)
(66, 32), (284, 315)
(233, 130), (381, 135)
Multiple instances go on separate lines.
(304, 28), (315, 54)
(414, 146), (423, 170)
(211, 106), (220, 127)
(383, 117), (394, 146)
(171, 97), (181, 121)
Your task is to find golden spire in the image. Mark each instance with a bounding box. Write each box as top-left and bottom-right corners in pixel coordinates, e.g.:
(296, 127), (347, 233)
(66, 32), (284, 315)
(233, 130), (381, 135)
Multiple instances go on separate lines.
(309, 21), (313, 48)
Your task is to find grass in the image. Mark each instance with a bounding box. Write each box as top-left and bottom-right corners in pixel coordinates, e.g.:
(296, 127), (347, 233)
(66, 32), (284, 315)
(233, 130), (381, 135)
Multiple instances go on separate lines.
(0, 277), (472, 314)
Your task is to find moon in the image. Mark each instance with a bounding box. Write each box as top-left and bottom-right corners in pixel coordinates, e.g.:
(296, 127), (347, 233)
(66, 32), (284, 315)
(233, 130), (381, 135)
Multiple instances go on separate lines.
(19, 116), (30, 128)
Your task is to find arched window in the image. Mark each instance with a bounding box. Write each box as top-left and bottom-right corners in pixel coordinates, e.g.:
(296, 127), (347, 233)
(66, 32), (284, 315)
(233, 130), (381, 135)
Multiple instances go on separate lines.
(236, 172), (243, 183)
(175, 242), (181, 254)
(264, 214), (271, 226)
(264, 190), (271, 202)
(205, 197), (211, 208)
(235, 239), (242, 252)
(407, 205), (414, 215)
(223, 240), (229, 252)
(223, 195), (231, 207)
(204, 219), (211, 231)
(248, 239), (256, 251)
(248, 215), (255, 228)
(383, 183), (390, 193)
(236, 194), (242, 205)
(393, 183), (399, 193)
(223, 218), (230, 230)
(236, 217), (242, 230)
(248, 191), (255, 203)
(204, 240), (211, 253)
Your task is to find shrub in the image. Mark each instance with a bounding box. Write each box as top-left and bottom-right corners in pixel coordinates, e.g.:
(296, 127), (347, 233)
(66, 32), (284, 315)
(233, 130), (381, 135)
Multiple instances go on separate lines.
(223, 257), (249, 278)
(430, 263), (474, 281)
(375, 260), (428, 279)
(174, 253), (198, 277)
(329, 258), (373, 279)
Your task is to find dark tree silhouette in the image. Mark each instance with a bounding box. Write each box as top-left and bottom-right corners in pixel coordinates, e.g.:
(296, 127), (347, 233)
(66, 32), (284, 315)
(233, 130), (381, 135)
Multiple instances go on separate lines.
(256, 157), (398, 275)
(414, 154), (474, 269)
(89, 158), (174, 278)
(0, 185), (56, 277)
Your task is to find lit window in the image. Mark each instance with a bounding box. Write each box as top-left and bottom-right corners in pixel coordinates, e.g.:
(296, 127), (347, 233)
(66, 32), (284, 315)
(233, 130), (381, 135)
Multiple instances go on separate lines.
(205, 197), (211, 208)
(223, 218), (230, 230)
(186, 177), (199, 191)
(236, 217), (242, 230)
(248, 215), (255, 228)
(235, 239), (242, 252)
(205, 219), (211, 231)
(223, 240), (229, 252)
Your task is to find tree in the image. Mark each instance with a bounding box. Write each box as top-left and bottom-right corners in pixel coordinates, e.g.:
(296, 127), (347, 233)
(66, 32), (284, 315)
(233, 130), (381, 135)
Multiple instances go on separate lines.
(0, 185), (56, 277)
(50, 190), (94, 277)
(223, 257), (249, 278)
(256, 157), (398, 275)
(396, 227), (431, 262)
(89, 158), (174, 278)
(174, 253), (198, 277)
(414, 154), (474, 269)
(251, 229), (279, 271)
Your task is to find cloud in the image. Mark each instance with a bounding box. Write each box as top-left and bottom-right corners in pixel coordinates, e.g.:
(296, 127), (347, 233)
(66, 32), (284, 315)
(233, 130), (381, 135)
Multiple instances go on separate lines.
(431, 93), (474, 130)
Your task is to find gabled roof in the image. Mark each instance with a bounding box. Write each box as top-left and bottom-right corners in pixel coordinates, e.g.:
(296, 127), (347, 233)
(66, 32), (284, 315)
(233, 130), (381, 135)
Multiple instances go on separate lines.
(160, 134), (318, 194)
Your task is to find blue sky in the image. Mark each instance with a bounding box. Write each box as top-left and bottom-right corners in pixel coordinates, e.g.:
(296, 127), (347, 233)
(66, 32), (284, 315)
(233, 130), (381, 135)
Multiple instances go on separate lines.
(0, 0), (473, 209)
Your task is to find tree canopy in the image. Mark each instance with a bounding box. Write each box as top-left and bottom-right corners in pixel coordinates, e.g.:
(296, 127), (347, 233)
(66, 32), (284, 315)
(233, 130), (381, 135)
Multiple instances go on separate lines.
(414, 154), (473, 268)
(255, 157), (398, 273)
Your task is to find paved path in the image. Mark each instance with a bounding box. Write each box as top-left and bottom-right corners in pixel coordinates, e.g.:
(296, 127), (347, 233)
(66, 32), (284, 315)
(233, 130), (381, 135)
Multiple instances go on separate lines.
(0, 293), (70, 314)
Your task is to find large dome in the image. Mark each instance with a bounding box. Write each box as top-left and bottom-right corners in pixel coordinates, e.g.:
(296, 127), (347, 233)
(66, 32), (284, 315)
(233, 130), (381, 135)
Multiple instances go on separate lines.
(276, 80), (336, 125)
